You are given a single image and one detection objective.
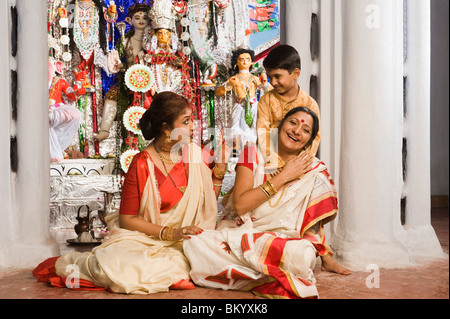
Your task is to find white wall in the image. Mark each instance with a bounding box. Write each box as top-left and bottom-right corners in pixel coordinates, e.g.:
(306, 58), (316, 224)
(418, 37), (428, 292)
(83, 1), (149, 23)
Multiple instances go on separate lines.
(0, 0), (59, 273)
(284, 0), (314, 94)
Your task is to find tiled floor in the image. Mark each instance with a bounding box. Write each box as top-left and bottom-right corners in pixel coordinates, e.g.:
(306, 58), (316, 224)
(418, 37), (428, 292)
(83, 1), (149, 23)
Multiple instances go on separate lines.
(0, 208), (448, 300)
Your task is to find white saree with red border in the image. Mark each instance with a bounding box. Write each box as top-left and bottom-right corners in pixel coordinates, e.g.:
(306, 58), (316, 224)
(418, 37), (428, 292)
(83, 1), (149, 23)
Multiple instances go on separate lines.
(184, 152), (338, 299)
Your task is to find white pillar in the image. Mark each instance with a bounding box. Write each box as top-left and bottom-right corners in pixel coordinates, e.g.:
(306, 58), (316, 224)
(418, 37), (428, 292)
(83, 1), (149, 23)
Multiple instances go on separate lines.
(0, 0), (16, 270)
(317, 0), (341, 181)
(284, 0), (314, 94)
(402, 0), (444, 258)
(0, 0), (59, 272)
(331, 0), (413, 269)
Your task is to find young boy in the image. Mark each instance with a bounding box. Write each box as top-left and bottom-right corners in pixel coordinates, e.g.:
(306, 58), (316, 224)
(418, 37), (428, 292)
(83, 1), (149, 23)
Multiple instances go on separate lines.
(257, 44), (320, 168)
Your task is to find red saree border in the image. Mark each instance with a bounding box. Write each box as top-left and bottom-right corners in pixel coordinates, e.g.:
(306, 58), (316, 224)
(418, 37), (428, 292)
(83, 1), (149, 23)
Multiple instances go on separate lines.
(301, 193), (338, 237)
(251, 235), (317, 299)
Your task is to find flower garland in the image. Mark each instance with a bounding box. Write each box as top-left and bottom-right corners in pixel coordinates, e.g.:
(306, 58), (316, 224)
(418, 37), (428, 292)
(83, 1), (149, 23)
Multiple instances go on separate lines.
(123, 106), (146, 136)
(120, 149), (139, 173)
(146, 50), (195, 102)
(125, 64), (154, 93)
(74, 0), (100, 61)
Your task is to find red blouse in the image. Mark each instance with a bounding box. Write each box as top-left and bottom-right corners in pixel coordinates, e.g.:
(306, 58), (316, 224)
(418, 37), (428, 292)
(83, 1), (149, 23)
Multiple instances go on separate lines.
(120, 147), (215, 216)
(236, 146), (267, 182)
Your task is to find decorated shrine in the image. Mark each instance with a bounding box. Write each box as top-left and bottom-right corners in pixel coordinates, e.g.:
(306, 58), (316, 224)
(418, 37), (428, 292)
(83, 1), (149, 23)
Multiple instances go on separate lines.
(47, 0), (280, 231)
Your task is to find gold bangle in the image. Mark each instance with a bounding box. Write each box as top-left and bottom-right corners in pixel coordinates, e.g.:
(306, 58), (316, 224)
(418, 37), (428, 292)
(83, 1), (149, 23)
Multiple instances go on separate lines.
(213, 166), (226, 180)
(161, 226), (174, 241)
(266, 179), (278, 195)
(162, 227), (168, 241)
(259, 185), (270, 198)
(166, 227), (174, 241)
(261, 180), (277, 197)
(264, 182), (275, 196)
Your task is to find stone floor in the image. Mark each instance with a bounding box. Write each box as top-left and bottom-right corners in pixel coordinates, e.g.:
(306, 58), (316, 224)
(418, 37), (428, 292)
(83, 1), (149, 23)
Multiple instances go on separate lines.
(0, 208), (448, 300)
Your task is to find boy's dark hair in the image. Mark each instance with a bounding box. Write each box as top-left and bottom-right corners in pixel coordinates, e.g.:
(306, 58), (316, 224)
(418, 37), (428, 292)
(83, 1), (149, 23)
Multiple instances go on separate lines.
(263, 44), (301, 73)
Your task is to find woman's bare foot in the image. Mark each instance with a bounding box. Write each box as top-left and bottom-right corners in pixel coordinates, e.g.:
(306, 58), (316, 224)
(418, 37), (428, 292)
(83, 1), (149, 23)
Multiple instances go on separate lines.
(320, 254), (352, 275)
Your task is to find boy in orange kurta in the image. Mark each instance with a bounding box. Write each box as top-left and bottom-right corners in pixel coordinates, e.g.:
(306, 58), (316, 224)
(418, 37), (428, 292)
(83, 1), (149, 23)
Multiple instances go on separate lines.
(257, 45), (320, 169)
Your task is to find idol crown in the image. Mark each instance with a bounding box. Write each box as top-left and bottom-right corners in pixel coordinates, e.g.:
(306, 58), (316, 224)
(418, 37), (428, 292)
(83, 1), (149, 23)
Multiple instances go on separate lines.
(148, 0), (176, 30)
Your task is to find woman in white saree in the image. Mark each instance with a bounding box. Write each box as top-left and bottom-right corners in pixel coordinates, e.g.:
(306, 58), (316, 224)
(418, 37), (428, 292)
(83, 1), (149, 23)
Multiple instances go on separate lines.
(184, 107), (350, 299)
(34, 92), (230, 294)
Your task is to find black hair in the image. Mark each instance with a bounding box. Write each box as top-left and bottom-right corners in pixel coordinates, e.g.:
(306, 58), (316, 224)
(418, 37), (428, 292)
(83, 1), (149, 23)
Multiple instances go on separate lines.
(278, 107), (319, 148)
(139, 92), (191, 140)
(127, 3), (150, 18)
(263, 44), (301, 73)
(230, 48), (255, 75)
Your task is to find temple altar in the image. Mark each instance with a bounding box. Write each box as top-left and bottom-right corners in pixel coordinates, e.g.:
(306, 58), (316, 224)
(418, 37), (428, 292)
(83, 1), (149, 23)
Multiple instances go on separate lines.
(46, 0), (280, 231)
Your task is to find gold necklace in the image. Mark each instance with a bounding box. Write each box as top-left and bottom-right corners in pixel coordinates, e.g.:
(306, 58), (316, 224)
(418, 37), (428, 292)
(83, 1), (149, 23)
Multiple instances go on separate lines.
(154, 143), (180, 164)
(156, 142), (175, 153)
(268, 185), (287, 208)
(155, 144), (188, 194)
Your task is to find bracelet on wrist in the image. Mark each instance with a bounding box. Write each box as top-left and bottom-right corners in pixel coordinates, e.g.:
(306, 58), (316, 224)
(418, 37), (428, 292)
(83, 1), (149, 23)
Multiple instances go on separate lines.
(266, 179), (278, 194)
(160, 226), (174, 241)
(259, 185), (270, 198)
(213, 165), (226, 180)
(159, 226), (166, 240)
(167, 227), (174, 241)
(259, 179), (278, 198)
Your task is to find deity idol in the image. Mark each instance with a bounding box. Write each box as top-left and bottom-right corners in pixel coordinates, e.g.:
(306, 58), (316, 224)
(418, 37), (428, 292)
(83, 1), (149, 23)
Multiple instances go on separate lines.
(48, 58), (86, 162)
(67, 0), (119, 158)
(215, 48), (270, 152)
(94, 2), (151, 141)
(144, 0), (194, 101)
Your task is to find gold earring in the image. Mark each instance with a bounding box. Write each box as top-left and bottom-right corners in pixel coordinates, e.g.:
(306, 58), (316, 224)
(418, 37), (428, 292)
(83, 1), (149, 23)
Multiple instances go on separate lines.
(165, 130), (171, 144)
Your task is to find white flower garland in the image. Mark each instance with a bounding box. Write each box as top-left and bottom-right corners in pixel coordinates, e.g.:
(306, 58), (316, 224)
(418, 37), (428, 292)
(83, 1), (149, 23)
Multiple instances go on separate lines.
(123, 106), (146, 136)
(120, 149), (140, 173)
(124, 64), (154, 93)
